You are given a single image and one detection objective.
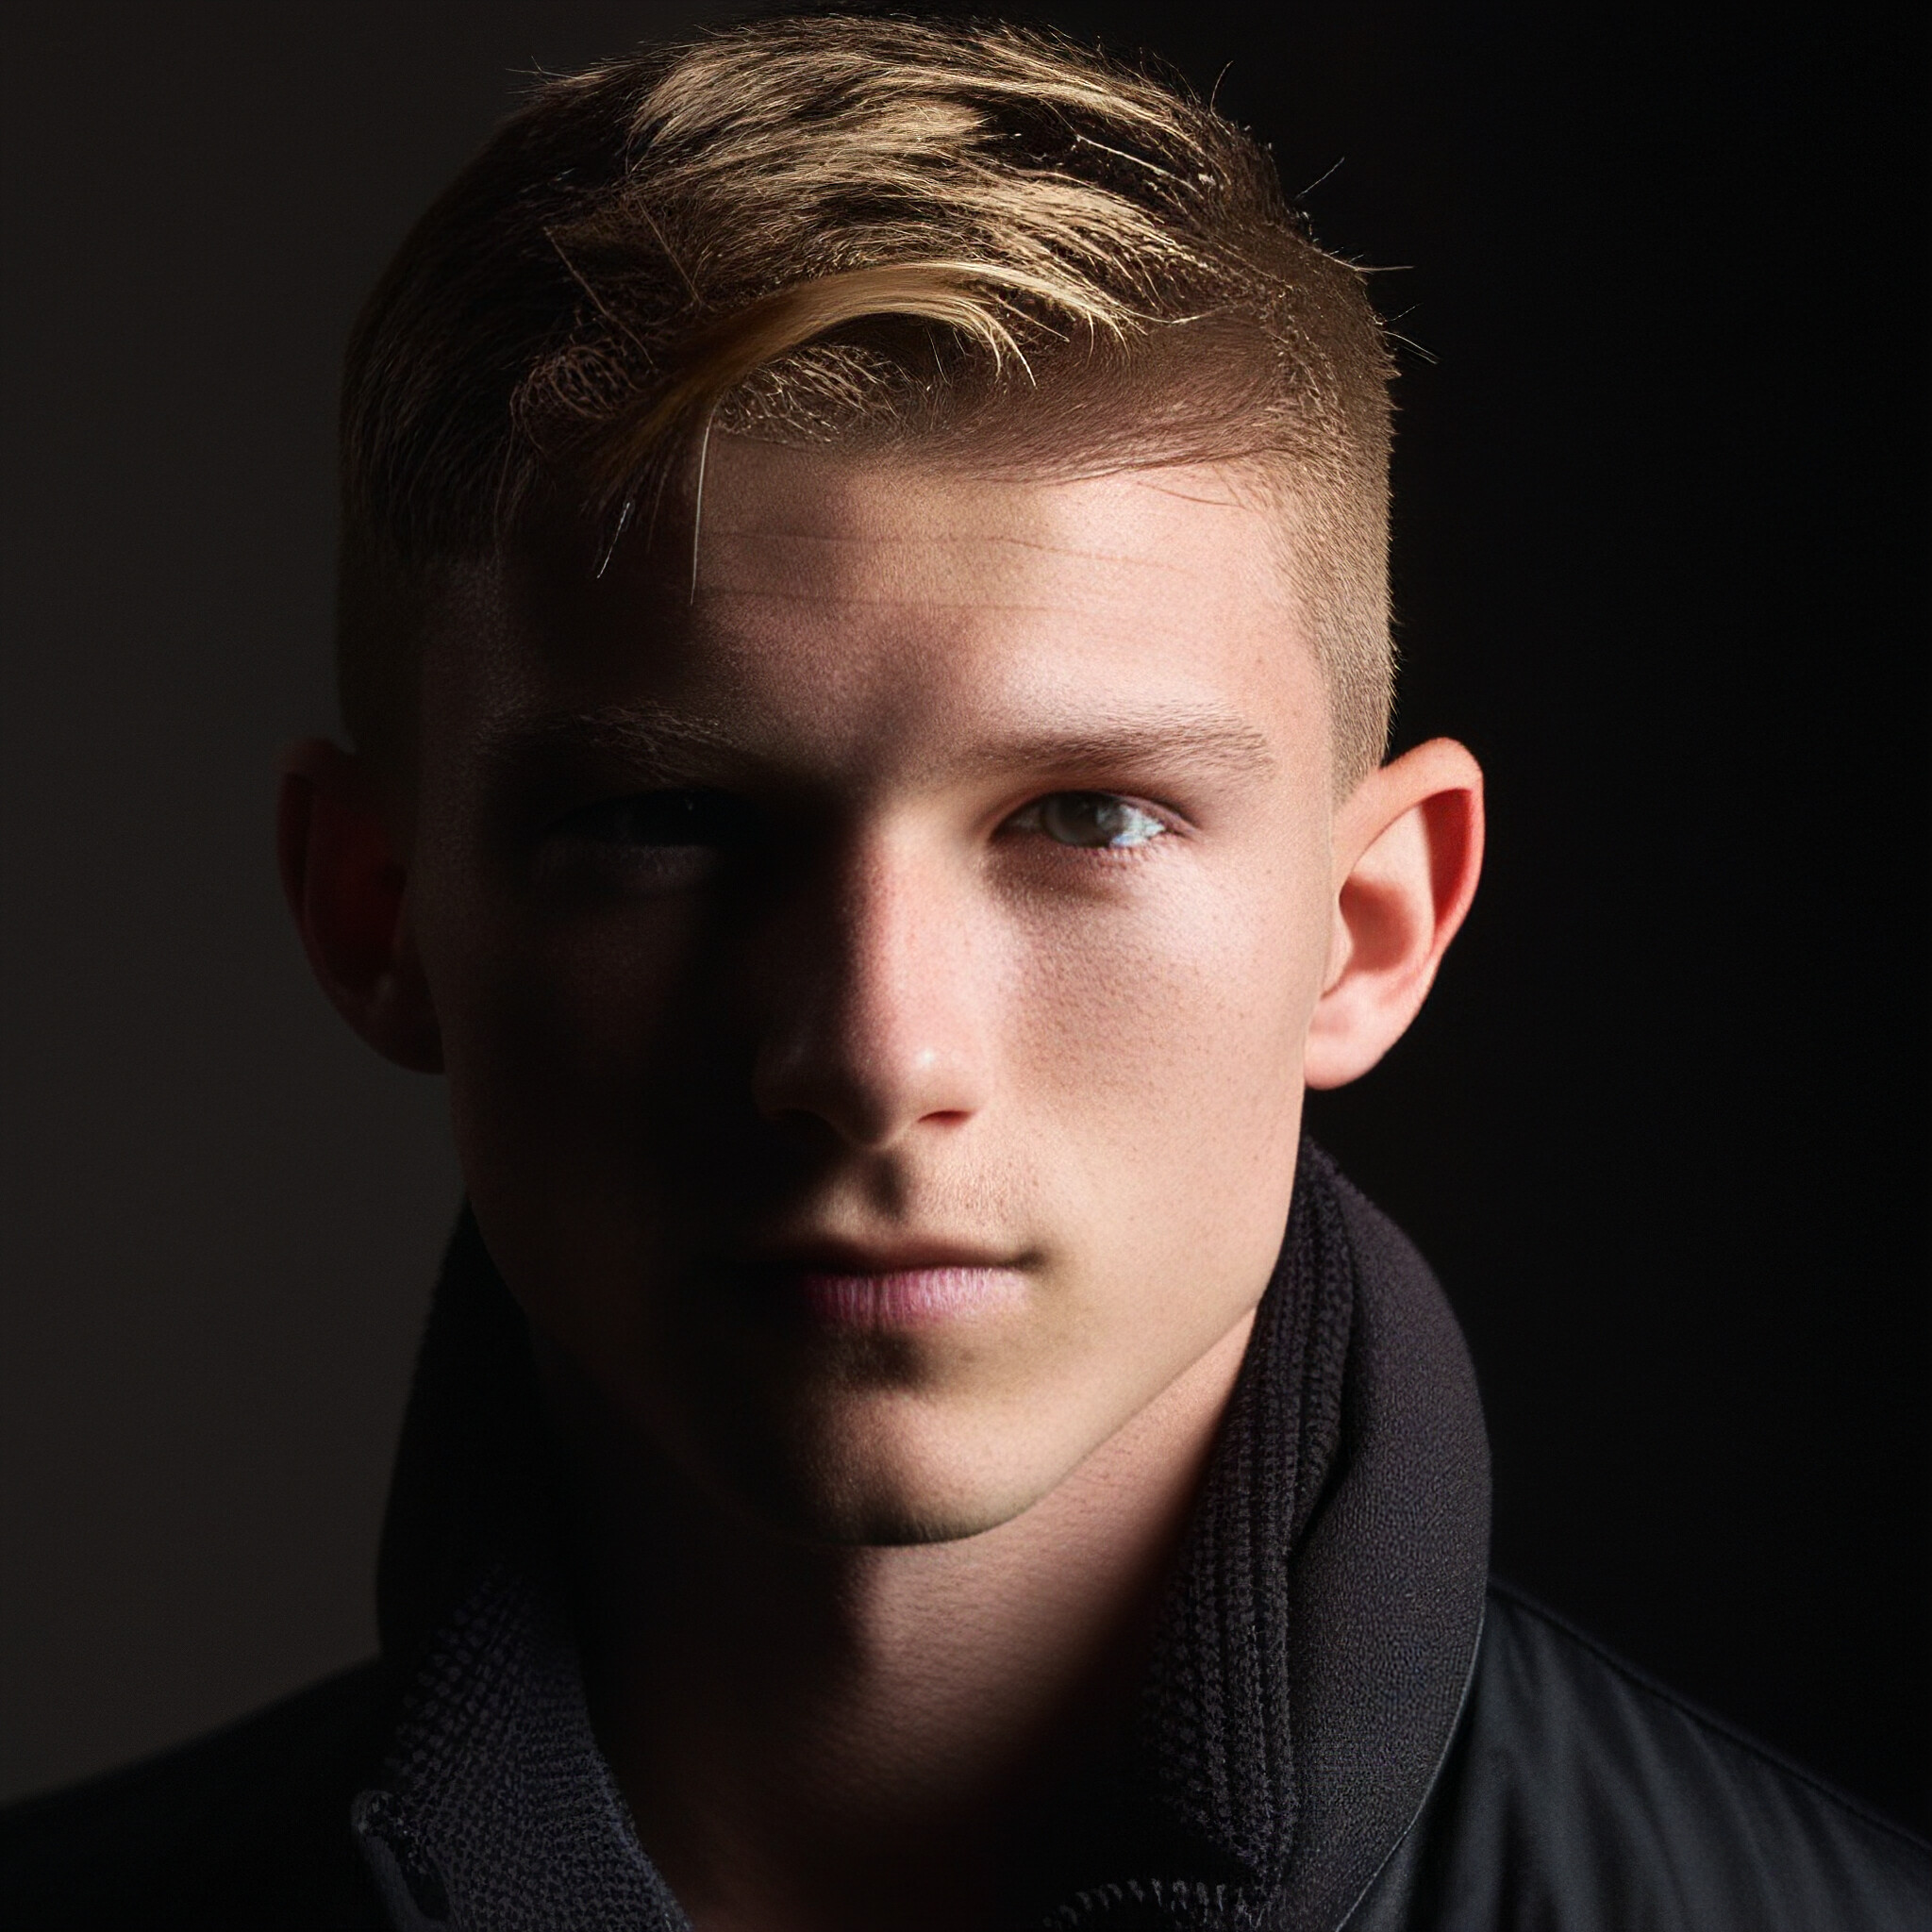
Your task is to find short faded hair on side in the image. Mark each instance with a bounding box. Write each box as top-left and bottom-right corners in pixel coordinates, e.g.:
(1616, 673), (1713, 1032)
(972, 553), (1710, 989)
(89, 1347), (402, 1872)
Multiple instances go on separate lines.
(338, 13), (1398, 783)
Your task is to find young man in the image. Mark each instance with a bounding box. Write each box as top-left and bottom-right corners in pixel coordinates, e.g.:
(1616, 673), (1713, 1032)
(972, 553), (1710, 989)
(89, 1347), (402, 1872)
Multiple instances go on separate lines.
(4, 16), (1925, 1930)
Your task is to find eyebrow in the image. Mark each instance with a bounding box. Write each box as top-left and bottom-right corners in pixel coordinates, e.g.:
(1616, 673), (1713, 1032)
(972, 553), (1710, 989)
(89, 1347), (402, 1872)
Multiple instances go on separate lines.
(481, 703), (1276, 785)
(480, 706), (741, 783)
(950, 714), (1276, 780)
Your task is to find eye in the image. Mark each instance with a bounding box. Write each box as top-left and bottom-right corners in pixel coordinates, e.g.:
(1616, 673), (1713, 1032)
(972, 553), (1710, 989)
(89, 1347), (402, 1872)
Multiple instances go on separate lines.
(538, 789), (751, 893)
(1008, 791), (1170, 851)
(559, 790), (746, 848)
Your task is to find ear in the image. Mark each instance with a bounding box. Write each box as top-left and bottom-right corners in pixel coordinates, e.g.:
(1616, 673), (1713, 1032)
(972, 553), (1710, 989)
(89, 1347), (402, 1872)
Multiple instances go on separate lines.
(1304, 738), (1485, 1091)
(276, 740), (442, 1073)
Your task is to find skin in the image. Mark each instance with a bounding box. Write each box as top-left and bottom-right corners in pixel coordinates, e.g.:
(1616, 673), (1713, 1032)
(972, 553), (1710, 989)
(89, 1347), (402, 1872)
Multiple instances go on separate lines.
(280, 440), (1483, 1930)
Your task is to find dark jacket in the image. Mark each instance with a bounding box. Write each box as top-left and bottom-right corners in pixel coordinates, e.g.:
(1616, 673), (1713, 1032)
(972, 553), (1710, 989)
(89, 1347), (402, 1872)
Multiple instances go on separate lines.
(6, 1152), (1926, 1928)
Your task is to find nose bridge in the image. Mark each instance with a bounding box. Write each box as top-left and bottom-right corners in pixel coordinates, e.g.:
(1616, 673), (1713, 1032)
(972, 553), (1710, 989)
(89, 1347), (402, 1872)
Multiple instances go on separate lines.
(841, 834), (928, 1025)
(751, 820), (988, 1146)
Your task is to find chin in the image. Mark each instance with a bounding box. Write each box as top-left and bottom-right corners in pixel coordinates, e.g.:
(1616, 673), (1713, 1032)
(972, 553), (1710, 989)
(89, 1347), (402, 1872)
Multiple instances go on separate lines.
(700, 1391), (1075, 1549)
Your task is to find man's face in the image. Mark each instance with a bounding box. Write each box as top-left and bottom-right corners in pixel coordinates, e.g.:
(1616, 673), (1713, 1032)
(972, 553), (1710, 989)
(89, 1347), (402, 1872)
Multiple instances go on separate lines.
(404, 442), (1340, 1542)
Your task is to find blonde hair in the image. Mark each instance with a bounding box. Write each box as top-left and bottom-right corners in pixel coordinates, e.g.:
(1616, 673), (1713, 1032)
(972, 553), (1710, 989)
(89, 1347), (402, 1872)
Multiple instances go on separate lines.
(340, 14), (1397, 779)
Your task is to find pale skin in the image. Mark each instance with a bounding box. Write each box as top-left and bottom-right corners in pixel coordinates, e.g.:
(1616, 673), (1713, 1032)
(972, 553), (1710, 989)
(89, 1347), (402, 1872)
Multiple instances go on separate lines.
(280, 441), (1483, 1931)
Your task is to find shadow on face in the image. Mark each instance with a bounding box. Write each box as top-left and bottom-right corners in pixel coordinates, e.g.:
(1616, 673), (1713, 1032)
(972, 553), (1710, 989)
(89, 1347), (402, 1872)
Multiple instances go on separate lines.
(396, 441), (1344, 1541)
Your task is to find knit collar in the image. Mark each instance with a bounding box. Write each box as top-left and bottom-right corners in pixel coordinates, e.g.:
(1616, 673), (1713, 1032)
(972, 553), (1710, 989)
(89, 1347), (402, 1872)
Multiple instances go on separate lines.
(359, 1145), (1489, 1931)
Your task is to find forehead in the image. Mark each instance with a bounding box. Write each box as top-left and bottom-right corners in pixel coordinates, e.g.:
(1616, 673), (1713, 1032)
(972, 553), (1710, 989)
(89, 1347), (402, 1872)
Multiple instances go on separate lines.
(696, 441), (1283, 608)
(427, 441), (1326, 779)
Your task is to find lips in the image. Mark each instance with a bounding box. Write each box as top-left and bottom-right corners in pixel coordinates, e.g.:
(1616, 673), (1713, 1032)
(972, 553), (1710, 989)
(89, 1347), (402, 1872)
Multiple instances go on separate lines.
(784, 1264), (1029, 1329)
(734, 1241), (1033, 1332)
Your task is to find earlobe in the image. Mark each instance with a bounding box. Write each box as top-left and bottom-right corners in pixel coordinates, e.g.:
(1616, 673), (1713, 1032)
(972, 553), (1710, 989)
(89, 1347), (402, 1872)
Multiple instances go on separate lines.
(1303, 739), (1484, 1091)
(276, 740), (442, 1073)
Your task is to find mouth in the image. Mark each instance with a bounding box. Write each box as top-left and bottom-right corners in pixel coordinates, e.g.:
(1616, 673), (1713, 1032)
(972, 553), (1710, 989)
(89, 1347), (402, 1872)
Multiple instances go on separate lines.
(735, 1240), (1034, 1333)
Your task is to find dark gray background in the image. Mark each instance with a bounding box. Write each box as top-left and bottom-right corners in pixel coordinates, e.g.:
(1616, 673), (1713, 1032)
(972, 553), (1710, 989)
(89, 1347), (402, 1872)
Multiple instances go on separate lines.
(4, 2), (1924, 1825)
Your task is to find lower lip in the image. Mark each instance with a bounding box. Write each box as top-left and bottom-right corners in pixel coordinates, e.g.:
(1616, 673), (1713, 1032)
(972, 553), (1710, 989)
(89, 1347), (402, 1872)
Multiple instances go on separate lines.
(782, 1266), (1029, 1331)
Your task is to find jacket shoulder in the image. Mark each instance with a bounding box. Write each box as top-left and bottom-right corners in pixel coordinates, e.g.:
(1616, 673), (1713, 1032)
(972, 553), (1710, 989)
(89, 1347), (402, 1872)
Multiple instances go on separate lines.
(1405, 1583), (1932, 1929)
(0, 1661), (395, 1930)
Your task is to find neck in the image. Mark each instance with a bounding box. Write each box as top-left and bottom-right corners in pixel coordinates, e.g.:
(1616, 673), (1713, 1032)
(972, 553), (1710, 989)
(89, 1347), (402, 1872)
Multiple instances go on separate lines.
(550, 1312), (1254, 1932)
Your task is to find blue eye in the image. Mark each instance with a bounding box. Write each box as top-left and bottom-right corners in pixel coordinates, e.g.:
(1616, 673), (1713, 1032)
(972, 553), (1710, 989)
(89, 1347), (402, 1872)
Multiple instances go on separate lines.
(1013, 792), (1168, 850)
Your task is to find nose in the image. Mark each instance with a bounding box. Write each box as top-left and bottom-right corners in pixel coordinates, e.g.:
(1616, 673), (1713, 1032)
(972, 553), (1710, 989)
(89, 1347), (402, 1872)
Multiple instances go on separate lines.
(748, 833), (991, 1150)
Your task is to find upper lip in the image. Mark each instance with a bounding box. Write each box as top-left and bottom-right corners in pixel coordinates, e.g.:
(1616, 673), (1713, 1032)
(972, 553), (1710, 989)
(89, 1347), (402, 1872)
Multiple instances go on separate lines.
(734, 1236), (1028, 1275)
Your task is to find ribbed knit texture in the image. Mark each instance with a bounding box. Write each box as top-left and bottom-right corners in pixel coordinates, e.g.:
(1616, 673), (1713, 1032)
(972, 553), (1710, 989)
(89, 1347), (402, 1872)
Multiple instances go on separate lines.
(363, 1561), (688, 1930)
(1134, 1153), (1356, 1882)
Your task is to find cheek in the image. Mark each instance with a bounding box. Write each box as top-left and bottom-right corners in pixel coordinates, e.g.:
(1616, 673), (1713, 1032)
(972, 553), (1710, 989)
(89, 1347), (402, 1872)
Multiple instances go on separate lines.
(983, 850), (1330, 1422)
(417, 890), (740, 1382)
(1008, 852), (1329, 1199)
(416, 858), (715, 1209)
